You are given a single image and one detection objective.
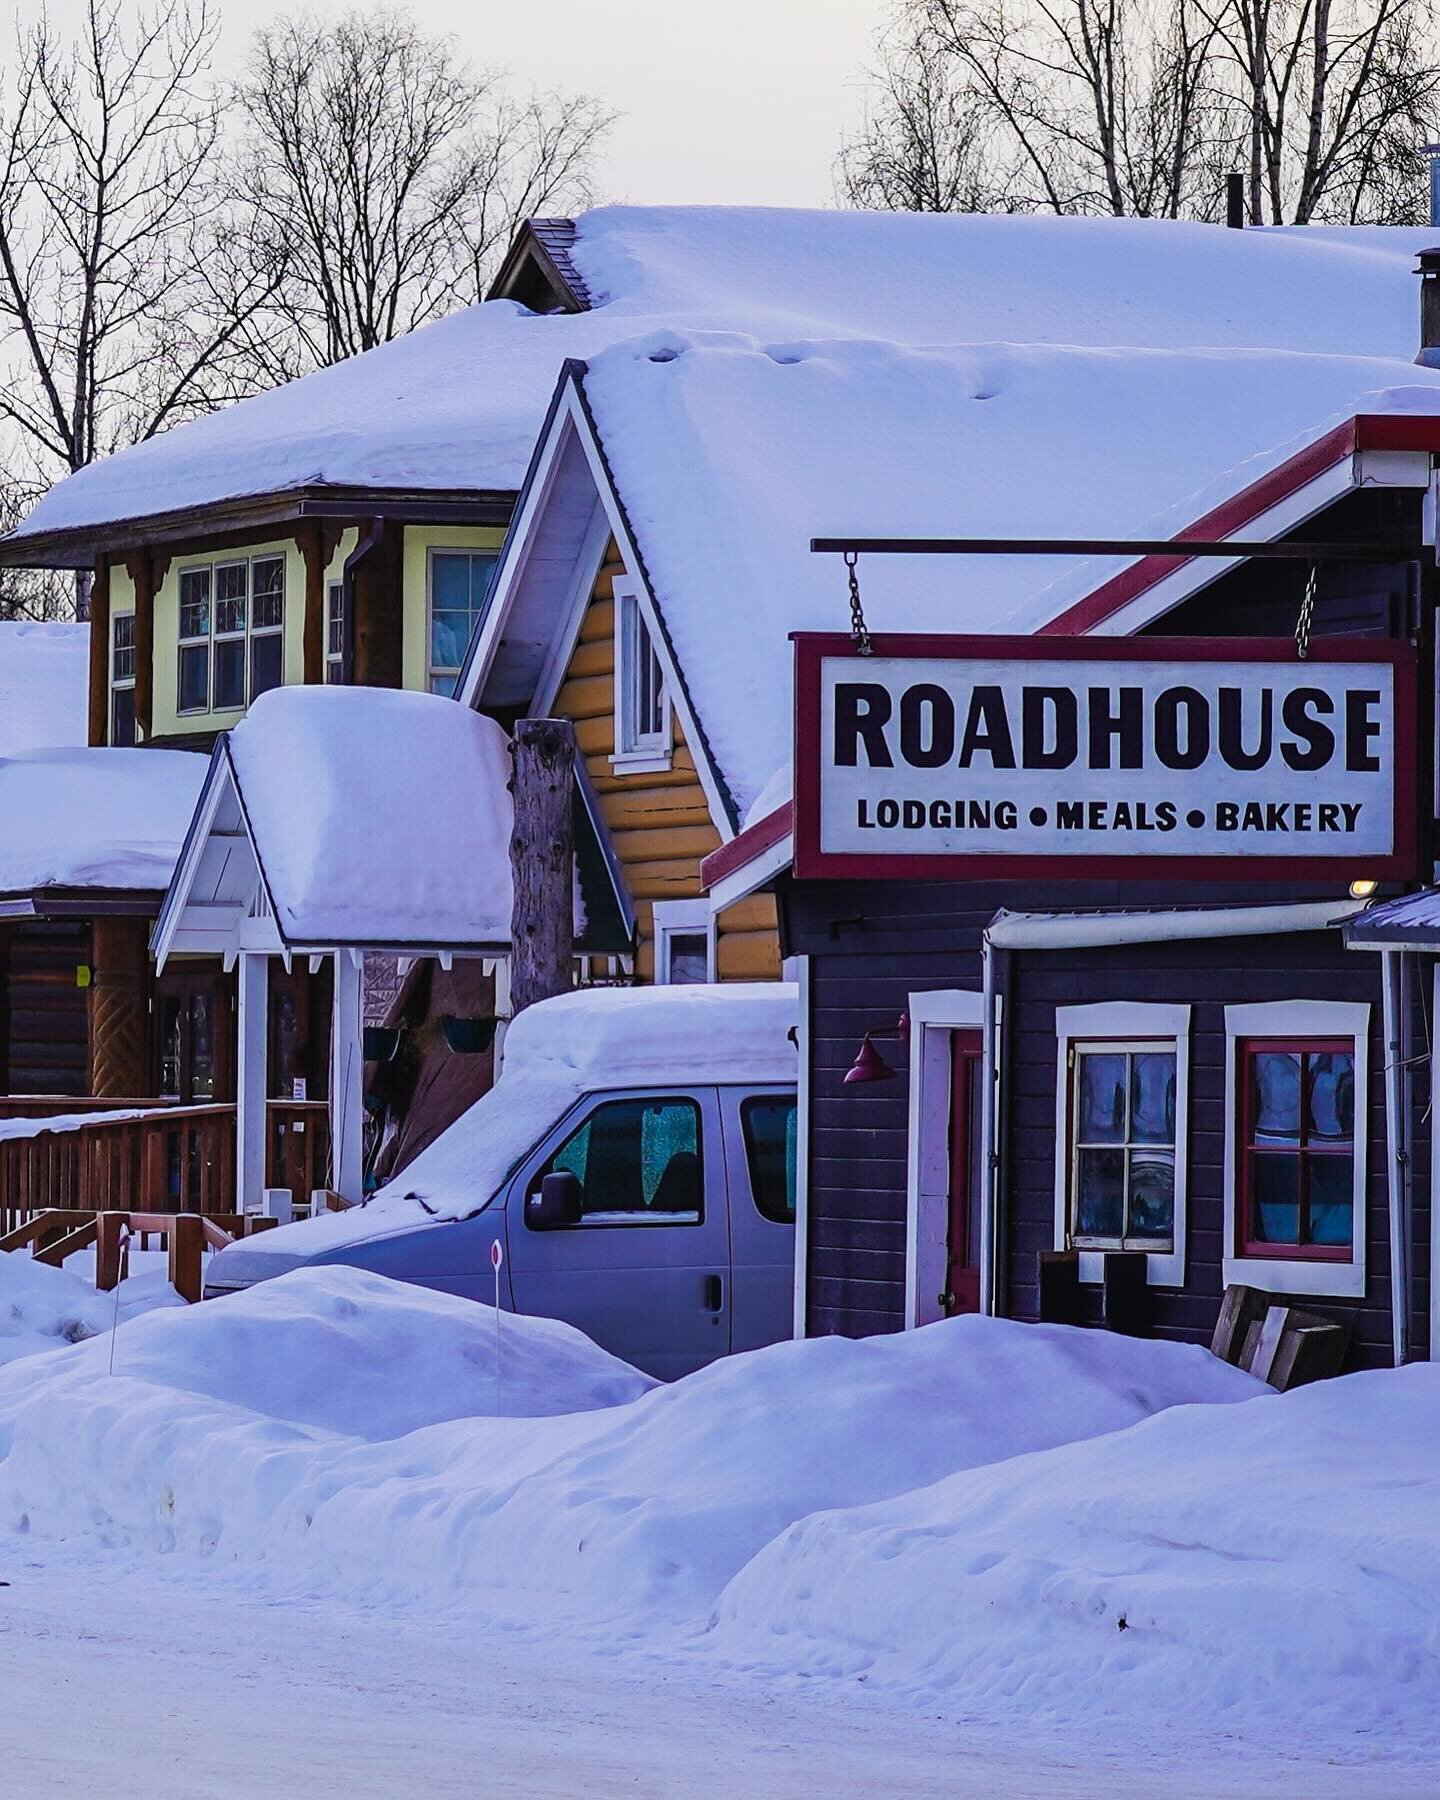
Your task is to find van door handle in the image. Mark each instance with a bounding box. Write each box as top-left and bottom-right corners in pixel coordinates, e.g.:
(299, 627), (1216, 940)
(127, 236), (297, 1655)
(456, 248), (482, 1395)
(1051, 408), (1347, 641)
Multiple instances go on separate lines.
(703, 1274), (723, 1313)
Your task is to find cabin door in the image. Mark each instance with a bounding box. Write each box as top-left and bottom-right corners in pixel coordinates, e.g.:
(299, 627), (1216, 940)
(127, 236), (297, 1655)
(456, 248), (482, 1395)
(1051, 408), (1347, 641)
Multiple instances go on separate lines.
(154, 967), (231, 1103)
(944, 1030), (984, 1316)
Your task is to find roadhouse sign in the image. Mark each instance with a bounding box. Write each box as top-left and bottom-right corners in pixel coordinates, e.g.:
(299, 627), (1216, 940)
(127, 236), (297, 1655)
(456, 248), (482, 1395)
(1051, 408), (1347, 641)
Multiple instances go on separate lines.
(793, 634), (1419, 881)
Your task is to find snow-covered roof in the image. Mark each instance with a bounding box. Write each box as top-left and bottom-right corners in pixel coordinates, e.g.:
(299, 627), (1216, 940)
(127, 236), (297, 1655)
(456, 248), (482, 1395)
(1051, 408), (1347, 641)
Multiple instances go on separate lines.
(0, 747), (207, 897)
(8, 209), (1438, 545)
(552, 334), (1440, 823)
(157, 686), (515, 956)
(0, 622), (88, 753)
(237, 981), (799, 1258)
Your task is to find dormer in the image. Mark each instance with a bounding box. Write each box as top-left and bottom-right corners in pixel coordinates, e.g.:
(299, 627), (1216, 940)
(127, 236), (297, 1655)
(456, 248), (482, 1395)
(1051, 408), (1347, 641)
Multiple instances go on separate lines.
(488, 218), (591, 315)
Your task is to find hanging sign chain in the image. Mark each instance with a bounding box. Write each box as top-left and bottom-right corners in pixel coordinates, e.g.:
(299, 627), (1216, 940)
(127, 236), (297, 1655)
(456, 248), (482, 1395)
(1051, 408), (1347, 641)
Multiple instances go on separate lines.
(845, 551), (873, 657)
(1295, 564), (1316, 660)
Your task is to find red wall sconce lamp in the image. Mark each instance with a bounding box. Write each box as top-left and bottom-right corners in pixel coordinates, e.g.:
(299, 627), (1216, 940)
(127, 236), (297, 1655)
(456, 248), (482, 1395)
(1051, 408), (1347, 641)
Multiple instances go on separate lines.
(843, 1011), (910, 1085)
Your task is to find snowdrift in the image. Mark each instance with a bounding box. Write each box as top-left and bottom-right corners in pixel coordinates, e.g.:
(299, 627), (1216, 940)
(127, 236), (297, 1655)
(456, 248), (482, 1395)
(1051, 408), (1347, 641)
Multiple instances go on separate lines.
(0, 1249), (180, 1369)
(712, 1362), (1440, 1751)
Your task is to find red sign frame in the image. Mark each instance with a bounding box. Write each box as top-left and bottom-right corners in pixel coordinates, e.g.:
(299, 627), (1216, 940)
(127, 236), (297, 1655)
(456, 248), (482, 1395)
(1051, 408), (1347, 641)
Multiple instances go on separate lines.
(792, 632), (1420, 884)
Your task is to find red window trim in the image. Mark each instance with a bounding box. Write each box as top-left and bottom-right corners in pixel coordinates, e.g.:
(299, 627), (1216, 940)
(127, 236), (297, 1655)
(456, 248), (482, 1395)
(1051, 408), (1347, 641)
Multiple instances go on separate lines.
(1236, 1037), (1356, 1264)
(1067, 1037), (1179, 1252)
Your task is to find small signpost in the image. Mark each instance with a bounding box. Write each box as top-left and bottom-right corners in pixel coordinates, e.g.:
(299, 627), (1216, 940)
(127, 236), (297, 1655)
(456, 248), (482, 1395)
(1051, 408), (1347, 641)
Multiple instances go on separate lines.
(490, 1236), (504, 1414)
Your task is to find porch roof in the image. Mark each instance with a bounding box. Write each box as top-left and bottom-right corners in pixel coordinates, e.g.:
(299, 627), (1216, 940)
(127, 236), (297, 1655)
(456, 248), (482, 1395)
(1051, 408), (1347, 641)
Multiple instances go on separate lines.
(1343, 890), (1440, 949)
(153, 687), (516, 964)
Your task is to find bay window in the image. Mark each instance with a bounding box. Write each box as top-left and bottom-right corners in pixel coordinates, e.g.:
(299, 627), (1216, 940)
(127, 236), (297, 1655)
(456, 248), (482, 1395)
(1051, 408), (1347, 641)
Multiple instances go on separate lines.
(111, 613), (135, 745)
(176, 554), (286, 714)
(428, 550), (497, 694)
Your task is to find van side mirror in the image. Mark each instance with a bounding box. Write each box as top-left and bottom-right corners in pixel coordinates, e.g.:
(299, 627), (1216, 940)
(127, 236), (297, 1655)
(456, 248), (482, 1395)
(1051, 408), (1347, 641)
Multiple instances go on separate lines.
(528, 1169), (583, 1231)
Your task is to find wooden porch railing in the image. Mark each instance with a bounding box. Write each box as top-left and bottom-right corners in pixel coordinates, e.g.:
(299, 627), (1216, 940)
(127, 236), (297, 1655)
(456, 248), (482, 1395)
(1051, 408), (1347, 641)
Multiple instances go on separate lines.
(0, 1100), (331, 1235)
(0, 1096), (177, 1122)
(0, 1209), (282, 1303)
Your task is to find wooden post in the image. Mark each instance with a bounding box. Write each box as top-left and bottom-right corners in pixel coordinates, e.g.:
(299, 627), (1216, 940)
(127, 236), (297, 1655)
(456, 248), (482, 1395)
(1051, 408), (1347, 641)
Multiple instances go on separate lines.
(89, 916), (150, 1097)
(299, 520), (327, 686)
(87, 557), (111, 746)
(96, 1211), (127, 1291)
(509, 719), (575, 1016)
(329, 949), (365, 1204)
(126, 551), (156, 742)
(168, 1212), (204, 1304)
(351, 519), (403, 687)
(236, 952), (269, 1214)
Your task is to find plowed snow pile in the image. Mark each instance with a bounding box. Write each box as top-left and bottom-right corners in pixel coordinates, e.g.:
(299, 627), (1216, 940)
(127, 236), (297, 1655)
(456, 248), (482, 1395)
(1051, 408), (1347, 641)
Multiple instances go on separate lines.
(712, 1361), (1440, 1752)
(0, 1249), (180, 1369)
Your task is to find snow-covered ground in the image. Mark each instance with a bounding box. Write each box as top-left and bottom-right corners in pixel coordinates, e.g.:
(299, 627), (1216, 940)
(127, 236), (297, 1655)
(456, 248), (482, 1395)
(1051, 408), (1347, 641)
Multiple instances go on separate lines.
(0, 1256), (1434, 1794)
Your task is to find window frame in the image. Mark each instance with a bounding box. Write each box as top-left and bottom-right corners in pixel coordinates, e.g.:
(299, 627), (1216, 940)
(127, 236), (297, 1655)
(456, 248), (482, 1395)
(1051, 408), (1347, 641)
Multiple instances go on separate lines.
(325, 579), (346, 684)
(524, 1091), (706, 1230)
(612, 577), (673, 772)
(110, 610), (136, 745)
(740, 1092), (799, 1226)
(1053, 1001), (1190, 1287)
(1223, 1000), (1368, 1298)
(175, 553), (286, 715)
(426, 547), (498, 695)
(652, 898), (716, 986)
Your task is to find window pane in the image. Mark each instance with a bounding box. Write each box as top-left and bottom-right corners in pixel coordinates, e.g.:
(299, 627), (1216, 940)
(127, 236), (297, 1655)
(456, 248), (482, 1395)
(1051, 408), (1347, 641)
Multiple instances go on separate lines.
(251, 557), (284, 627)
(112, 639), (134, 681)
(1075, 1147), (1124, 1237)
(543, 1098), (702, 1218)
(1251, 1153), (1301, 1243)
(1128, 1149), (1174, 1238)
(430, 608), (469, 672)
(215, 563), (247, 633)
(214, 638), (245, 709)
(1130, 1052), (1176, 1145)
(742, 1097), (797, 1224)
(666, 932), (709, 985)
(1252, 1052), (1301, 1144)
(178, 642), (209, 711)
(179, 568), (210, 638)
(1077, 1053), (1126, 1143)
(250, 632), (283, 699)
(431, 553), (470, 610)
(113, 614), (134, 650)
(111, 685), (135, 747)
(1308, 1053), (1355, 1145)
(1308, 1155), (1354, 1246)
(429, 672), (458, 698)
(325, 658), (344, 685)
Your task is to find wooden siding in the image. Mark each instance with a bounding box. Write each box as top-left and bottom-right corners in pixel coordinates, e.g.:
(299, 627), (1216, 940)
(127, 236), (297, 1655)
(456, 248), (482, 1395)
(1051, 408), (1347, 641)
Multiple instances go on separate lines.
(0, 922), (90, 1097)
(554, 549), (781, 981)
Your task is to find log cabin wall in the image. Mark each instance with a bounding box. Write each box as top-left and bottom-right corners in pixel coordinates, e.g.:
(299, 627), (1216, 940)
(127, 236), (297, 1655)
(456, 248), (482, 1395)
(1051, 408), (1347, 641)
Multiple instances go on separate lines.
(0, 921), (90, 1096)
(553, 543), (782, 982)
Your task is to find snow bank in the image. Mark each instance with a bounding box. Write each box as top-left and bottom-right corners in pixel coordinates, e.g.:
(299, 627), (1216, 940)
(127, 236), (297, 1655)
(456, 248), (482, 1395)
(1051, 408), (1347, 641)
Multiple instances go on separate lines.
(713, 1362), (1440, 1750)
(225, 686), (514, 945)
(12, 209), (1435, 541)
(0, 622), (86, 754)
(59, 1266), (654, 1437)
(0, 747), (207, 893)
(582, 332), (1440, 817)
(0, 1250), (180, 1369)
(0, 1308), (1255, 1629)
(240, 981), (797, 1258)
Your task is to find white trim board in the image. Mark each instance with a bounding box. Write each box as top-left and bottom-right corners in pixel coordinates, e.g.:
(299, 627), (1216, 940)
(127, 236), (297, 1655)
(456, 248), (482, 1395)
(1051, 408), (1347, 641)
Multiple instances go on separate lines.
(1221, 998), (1369, 1300)
(1052, 1001), (1191, 1288)
(903, 988), (990, 1330)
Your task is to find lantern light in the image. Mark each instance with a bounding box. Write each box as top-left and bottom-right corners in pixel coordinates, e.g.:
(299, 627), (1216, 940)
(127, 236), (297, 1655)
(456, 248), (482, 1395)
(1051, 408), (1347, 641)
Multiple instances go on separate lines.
(1348, 877), (1378, 900)
(844, 1033), (897, 1085)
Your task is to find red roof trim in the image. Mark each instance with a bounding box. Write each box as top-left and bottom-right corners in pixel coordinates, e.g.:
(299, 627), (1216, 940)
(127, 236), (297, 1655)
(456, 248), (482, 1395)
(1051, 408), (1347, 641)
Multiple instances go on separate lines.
(700, 800), (793, 892)
(1041, 412), (1440, 638)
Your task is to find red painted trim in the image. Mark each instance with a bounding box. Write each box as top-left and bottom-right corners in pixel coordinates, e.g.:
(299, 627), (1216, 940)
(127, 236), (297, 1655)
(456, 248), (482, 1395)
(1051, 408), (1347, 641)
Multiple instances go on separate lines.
(1235, 1036), (1357, 1263)
(792, 631), (1420, 885)
(946, 1030), (984, 1315)
(700, 800), (794, 892)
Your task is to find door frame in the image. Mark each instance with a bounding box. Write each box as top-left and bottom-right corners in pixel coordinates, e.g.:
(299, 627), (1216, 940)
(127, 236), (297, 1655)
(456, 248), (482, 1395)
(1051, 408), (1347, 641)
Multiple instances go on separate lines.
(904, 989), (1000, 1329)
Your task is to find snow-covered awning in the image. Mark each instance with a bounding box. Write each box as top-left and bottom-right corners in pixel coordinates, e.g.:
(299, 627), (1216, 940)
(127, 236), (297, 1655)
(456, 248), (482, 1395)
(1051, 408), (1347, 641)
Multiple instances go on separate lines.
(0, 747), (207, 909)
(1343, 890), (1440, 949)
(152, 687), (515, 965)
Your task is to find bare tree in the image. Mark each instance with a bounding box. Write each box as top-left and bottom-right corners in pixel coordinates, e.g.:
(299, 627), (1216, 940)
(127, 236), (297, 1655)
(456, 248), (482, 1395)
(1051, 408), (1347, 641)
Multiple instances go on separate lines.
(848, 0), (1439, 223)
(226, 8), (614, 378)
(0, 479), (72, 619)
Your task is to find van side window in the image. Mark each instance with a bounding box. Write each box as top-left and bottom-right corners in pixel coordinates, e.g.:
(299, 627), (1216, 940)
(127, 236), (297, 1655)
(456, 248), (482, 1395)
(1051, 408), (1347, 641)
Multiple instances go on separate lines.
(539, 1097), (703, 1224)
(741, 1096), (797, 1224)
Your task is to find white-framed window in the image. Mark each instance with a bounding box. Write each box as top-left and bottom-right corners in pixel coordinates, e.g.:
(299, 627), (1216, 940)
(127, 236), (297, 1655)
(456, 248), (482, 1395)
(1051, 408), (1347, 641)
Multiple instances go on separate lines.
(176, 553), (285, 714)
(326, 580), (345, 683)
(653, 899), (716, 985)
(1223, 1000), (1368, 1299)
(1053, 1002), (1190, 1287)
(613, 578), (672, 771)
(428, 549), (498, 695)
(111, 612), (136, 745)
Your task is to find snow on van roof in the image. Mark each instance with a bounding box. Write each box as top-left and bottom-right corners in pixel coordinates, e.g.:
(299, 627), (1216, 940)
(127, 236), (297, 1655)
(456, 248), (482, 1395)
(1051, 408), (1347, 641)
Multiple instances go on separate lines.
(9, 208), (1437, 542)
(224, 685), (514, 947)
(0, 747), (207, 895)
(0, 622), (87, 753)
(581, 332), (1440, 820)
(241, 982), (799, 1258)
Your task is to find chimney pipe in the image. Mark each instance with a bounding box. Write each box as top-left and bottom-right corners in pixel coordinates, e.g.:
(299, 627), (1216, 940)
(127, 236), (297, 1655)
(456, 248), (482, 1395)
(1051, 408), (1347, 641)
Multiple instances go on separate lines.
(1225, 173), (1245, 229)
(1417, 248), (1440, 368)
(1425, 144), (1440, 228)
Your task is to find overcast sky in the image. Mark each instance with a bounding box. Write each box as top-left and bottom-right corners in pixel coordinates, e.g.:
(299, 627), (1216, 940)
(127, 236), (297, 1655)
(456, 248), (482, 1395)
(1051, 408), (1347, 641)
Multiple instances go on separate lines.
(234, 0), (889, 208)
